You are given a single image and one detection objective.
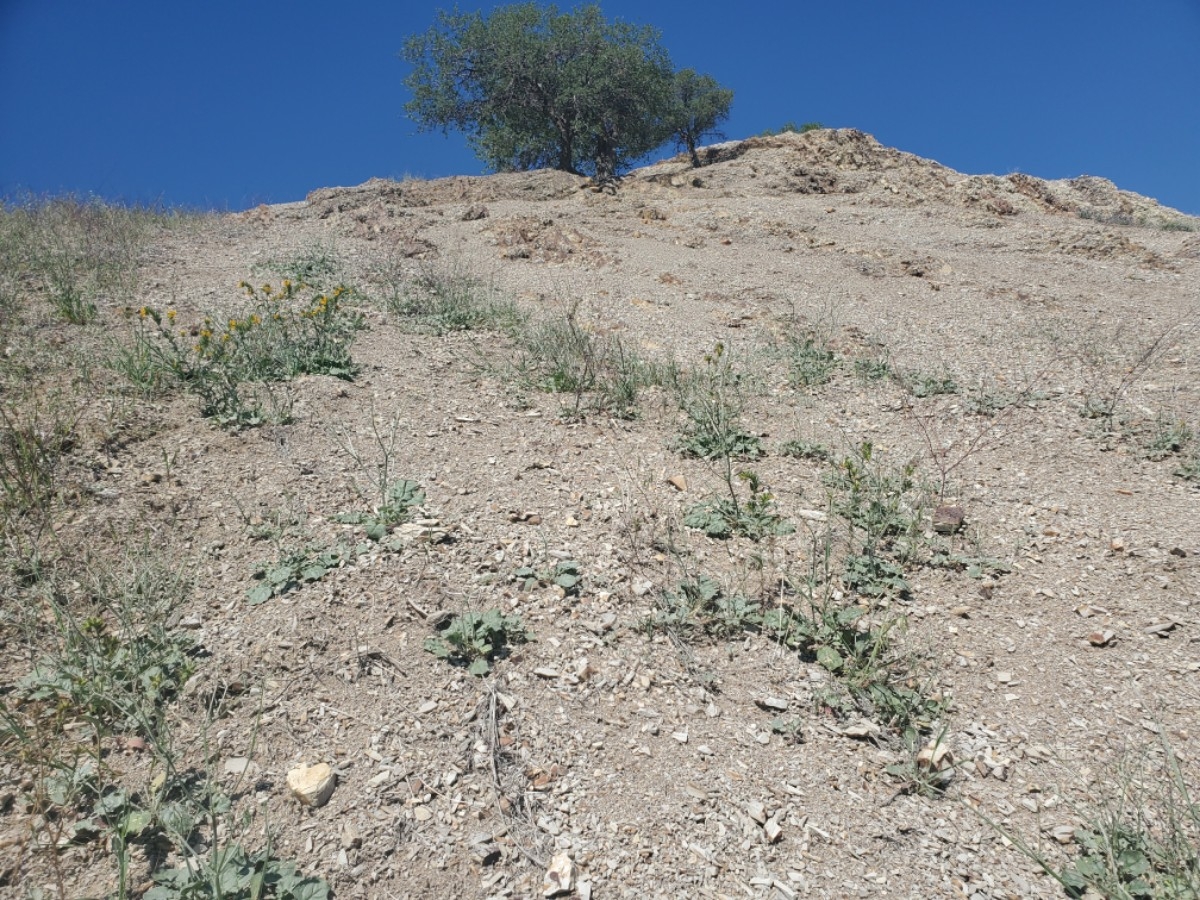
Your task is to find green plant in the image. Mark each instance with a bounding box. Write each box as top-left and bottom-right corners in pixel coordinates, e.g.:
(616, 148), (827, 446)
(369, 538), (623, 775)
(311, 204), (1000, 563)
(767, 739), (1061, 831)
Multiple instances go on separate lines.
(842, 552), (910, 598)
(927, 551), (1011, 579)
(1175, 452), (1200, 482)
(146, 843), (332, 900)
(682, 471), (794, 541)
(759, 121), (823, 136)
(647, 574), (762, 639)
(779, 439), (831, 461)
(673, 342), (762, 459)
(424, 609), (529, 675)
(899, 369), (959, 398)
(127, 280), (364, 427)
(256, 244), (344, 292)
(786, 334), (839, 388)
(884, 730), (957, 799)
(853, 355), (893, 383)
(335, 478), (425, 540)
(764, 595), (939, 737)
(383, 261), (525, 335)
(825, 441), (923, 562)
(403, 4), (731, 181)
(991, 734), (1200, 899)
(1142, 415), (1194, 461)
(514, 303), (659, 419)
(247, 546), (355, 605)
(514, 558), (582, 595)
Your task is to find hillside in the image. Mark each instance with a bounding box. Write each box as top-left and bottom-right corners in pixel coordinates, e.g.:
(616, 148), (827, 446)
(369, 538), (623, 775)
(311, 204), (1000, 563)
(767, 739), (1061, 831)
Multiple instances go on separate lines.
(2, 129), (1198, 900)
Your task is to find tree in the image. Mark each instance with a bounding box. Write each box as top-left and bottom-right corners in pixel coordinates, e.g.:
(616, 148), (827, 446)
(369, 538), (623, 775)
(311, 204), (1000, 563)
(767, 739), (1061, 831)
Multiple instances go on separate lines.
(402, 4), (731, 182)
(669, 69), (734, 168)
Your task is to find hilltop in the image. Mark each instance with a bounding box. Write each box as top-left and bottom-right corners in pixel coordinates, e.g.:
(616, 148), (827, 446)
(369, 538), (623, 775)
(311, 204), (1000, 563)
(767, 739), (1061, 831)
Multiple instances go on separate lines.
(2, 130), (1198, 900)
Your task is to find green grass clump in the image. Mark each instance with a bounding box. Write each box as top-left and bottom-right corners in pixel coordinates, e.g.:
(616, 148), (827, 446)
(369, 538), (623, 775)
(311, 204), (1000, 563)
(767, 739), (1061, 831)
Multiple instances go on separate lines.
(385, 264), (525, 335)
(119, 279), (364, 426)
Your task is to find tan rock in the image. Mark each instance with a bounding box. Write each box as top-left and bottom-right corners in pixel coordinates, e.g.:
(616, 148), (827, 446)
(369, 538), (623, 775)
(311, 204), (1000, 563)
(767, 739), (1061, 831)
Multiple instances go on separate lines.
(287, 762), (336, 808)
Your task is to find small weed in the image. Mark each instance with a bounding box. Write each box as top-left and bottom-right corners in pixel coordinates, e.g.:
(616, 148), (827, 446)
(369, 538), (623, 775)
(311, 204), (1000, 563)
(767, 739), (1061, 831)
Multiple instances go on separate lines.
(256, 243), (345, 290)
(647, 574), (762, 640)
(825, 441), (923, 559)
(764, 597), (940, 737)
(514, 303), (660, 419)
(885, 731), (957, 798)
(335, 478), (425, 540)
(769, 715), (805, 744)
(1175, 452), (1200, 483)
(853, 355), (893, 383)
(786, 335), (839, 388)
(514, 558), (582, 595)
(899, 369), (959, 398)
(994, 733), (1200, 899)
(674, 344), (761, 459)
(146, 844), (332, 900)
(247, 546), (355, 605)
(683, 471), (794, 541)
(780, 439), (831, 461)
(928, 551), (1011, 579)
(425, 610), (529, 675)
(384, 261), (525, 334)
(1141, 415), (1194, 461)
(842, 553), (910, 598)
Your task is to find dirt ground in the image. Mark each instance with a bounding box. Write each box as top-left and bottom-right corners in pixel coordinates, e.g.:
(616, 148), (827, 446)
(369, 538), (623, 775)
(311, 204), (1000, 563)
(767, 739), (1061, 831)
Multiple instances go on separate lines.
(3, 129), (1199, 900)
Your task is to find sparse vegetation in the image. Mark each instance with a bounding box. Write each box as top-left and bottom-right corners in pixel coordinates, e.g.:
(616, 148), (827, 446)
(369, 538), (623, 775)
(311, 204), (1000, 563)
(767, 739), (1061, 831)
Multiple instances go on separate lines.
(122, 280), (364, 426)
(425, 609), (530, 675)
(683, 470), (793, 540)
(380, 260), (525, 334)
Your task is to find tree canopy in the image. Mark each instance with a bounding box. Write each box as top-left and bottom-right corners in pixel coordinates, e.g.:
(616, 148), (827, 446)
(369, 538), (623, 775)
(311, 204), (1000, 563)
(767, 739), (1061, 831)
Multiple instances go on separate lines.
(402, 4), (733, 179)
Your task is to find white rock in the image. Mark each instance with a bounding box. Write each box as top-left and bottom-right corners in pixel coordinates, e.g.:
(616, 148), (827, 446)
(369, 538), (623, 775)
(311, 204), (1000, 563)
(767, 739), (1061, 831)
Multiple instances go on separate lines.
(542, 851), (577, 897)
(286, 762), (336, 808)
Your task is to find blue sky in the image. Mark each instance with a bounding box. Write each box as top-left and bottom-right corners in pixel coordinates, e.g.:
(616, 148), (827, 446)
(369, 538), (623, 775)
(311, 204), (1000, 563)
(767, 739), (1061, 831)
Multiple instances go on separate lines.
(2, 1), (1197, 213)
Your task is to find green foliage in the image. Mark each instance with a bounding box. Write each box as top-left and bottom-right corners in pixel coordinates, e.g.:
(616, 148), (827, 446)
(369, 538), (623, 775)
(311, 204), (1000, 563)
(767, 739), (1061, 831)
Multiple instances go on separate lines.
(1176, 452), (1200, 482)
(682, 471), (794, 541)
(335, 479), (425, 539)
(247, 546), (354, 605)
(1142, 416), (1194, 461)
(787, 335), (839, 387)
(669, 68), (734, 167)
(424, 610), (530, 676)
(779, 439), (831, 462)
(853, 355), (893, 383)
(760, 121), (824, 136)
(0, 195), (167, 325)
(382, 263), (526, 335)
(646, 575), (762, 640)
(20, 618), (194, 735)
(1054, 738), (1200, 899)
(146, 845), (332, 900)
(674, 342), (762, 459)
(124, 280), (364, 427)
(928, 551), (1011, 579)
(256, 245), (344, 292)
(514, 558), (582, 595)
(826, 443), (920, 542)
(403, 3), (731, 180)
(900, 369), (960, 398)
(763, 598), (940, 737)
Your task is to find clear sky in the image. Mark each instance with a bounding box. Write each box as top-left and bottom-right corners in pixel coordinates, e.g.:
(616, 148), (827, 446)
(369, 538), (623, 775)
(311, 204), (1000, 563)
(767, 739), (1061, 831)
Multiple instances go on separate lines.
(2, 1), (1197, 214)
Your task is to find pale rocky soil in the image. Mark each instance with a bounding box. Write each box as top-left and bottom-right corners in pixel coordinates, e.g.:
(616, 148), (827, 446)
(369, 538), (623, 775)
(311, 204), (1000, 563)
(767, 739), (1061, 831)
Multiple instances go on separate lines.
(4, 129), (1200, 899)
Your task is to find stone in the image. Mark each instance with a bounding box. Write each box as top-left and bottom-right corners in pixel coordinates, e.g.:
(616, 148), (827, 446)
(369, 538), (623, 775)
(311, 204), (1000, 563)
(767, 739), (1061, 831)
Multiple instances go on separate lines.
(542, 851), (576, 897)
(461, 204), (488, 221)
(932, 505), (965, 534)
(287, 763), (336, 808)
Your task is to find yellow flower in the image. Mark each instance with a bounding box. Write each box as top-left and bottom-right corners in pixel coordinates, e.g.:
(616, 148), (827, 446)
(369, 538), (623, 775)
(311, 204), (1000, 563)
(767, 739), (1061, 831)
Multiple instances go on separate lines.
(167, 309), (177, 321)
(229, 319), (238, 330)
(138, 307), (149, 318)
(250, 314), (261, 325)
